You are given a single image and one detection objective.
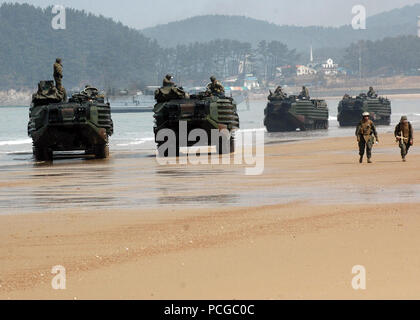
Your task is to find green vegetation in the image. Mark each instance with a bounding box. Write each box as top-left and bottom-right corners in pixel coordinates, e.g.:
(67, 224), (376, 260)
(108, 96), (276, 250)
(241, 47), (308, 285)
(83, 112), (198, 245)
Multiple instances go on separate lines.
(163, 39), (299, 85)
(0, 3), (161, 90)
(0, 4), (299, 90)
(342, 36), (420, 76)
(1, 3), (420, 91)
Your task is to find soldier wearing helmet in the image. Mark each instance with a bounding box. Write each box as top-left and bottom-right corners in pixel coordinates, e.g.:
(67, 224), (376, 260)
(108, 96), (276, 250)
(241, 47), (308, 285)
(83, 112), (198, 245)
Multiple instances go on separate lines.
(207, 76), (225, 96)
(274, 86), (287, 98)
(163, 74), (175, 87)
(394, 115), (414, 162)
(355, 112), (379, 163)
(299, 86), (310, 100)
(367, 86), (378, 98)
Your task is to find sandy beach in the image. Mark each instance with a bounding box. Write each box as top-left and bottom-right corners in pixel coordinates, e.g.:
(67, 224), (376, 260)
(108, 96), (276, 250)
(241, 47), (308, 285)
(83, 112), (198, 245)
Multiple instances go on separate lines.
(0, 133), (419, 300)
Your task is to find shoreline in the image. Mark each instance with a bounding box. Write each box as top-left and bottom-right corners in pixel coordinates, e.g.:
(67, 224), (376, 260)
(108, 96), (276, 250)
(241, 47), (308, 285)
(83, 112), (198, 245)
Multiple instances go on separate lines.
(0, 133), (419, 299)
(3, 89), (420, 107)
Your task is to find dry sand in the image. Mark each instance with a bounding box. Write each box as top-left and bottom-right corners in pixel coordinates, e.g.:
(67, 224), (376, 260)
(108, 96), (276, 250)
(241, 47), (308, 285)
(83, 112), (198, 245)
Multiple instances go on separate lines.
(0, 133), (419, 300)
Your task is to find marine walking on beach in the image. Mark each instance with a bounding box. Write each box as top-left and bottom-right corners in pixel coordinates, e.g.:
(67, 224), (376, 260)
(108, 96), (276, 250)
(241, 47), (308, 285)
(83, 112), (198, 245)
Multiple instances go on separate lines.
(53, 58), (66, 101)
(207, 76), (225, 95)
(394, 116), (414, 162)
(356, 112), (379, 163)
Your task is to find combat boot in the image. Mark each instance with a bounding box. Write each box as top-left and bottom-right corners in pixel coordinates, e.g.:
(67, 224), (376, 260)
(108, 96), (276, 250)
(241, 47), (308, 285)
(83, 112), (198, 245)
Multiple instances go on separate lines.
(402, 157), (406, 162)
(359, 155), (363, 163)
(367, 158), (372, 163)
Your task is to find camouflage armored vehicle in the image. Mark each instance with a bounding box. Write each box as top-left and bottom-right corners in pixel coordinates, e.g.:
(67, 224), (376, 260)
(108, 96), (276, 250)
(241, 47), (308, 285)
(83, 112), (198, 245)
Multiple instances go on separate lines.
(28, 81), (113, 161)
(264, 95), (329, 132)
(153, 86), (240, 156)
(338, 93), (391, 127)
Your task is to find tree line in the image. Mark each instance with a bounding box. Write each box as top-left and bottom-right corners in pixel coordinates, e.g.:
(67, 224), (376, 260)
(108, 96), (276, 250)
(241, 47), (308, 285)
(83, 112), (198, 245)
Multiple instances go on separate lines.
(0, 4), (299, 90)
(341, 36), (420, 77)
(1, 4), (420, 92)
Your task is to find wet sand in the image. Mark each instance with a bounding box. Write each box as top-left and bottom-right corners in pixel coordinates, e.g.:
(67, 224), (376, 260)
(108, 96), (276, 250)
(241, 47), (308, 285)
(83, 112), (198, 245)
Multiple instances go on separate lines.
(0, 133), (419, 299)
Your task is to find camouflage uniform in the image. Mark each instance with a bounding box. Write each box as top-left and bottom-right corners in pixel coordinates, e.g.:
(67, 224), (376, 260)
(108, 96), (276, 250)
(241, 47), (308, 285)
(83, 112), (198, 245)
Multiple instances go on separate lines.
(53, 58), (66, 101)
(299, 86), (310, 99)
(273, 86), (287, 99)
(207, 77), (225, 95)
(367, 87), (377, 98)
(53, 59), (63, 89)
(356, 117), (378, 163)
(394, 117), (414, 161)
(163, 74), (175, 87)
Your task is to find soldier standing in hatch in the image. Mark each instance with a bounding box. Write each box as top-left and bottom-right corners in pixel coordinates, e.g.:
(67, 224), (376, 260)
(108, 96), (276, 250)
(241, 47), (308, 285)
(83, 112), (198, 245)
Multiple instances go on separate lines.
(162, 74), (175, 87)
(356, 112), (379, 163)
(367, 86), (378, 98)
(394, 116), (414, 162)
(299, 86), (310, 99)
(273, 86), (287, 99)
(207, 76), (225, 95)
(53, 58), (66, 101)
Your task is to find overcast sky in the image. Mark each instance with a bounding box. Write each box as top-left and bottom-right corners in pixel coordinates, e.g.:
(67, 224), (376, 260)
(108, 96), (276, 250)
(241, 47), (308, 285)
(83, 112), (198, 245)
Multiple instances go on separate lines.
(3, 0), (420, 29)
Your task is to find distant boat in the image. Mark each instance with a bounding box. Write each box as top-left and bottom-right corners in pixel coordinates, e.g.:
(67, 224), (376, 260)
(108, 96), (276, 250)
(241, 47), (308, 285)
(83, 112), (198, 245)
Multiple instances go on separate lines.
(110, 92), (155, 113)
(111, 105), (153, 113)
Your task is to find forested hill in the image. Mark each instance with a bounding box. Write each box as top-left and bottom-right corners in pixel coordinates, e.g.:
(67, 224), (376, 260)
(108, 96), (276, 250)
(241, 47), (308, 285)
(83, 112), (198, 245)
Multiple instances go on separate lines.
(142, 5), (420, 49)
(1, 3), (420, 91)
(0, 3), (161, 90)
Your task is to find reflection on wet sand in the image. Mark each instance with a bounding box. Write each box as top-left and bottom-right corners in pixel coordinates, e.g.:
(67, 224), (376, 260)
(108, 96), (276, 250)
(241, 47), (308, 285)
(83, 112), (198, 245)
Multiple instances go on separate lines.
(158, 194), (239, 206)
(0, 133), (419, 214)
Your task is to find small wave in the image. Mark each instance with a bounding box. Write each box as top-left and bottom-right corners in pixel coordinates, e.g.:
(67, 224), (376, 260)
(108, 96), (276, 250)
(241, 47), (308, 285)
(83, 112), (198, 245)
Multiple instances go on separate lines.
(4, 150), (32, 155)
(237, 128), (266, 133)
(115, 137), (154, 147)
(0, 138), (31, 146)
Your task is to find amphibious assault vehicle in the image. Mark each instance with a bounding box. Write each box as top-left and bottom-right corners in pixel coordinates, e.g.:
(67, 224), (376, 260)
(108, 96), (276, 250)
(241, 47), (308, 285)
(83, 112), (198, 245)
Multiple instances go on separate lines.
(28, 81), (113, 161)
(338, 94), (391, 126)
(153, 86), (240, 156)
(264, 95), (329, 132)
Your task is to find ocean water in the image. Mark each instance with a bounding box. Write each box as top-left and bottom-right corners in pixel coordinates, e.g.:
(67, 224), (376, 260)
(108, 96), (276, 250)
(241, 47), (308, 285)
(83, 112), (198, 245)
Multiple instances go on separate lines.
(0, 98), (419, 167)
